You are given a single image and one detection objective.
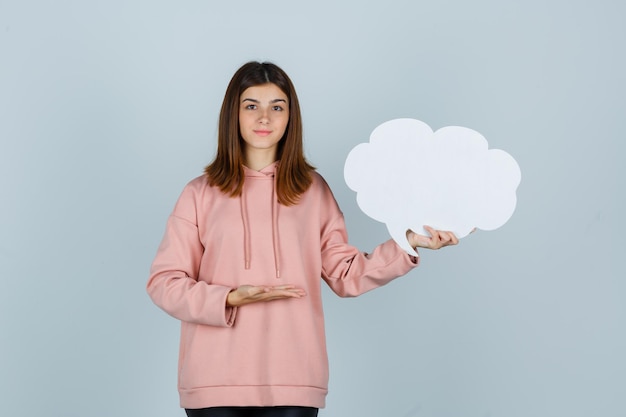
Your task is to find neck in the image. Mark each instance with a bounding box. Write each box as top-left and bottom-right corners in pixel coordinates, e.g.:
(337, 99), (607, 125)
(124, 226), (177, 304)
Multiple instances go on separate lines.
(244, 149), (277, 171)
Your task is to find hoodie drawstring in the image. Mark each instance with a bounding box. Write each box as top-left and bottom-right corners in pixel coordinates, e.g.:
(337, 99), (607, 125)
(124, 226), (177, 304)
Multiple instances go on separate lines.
(271, 179), (281, 278)
(240, 165), (281, 278)
(241, 184), (252, 270)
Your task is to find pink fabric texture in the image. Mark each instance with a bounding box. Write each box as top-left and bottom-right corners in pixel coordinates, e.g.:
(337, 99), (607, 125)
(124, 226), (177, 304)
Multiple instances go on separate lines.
(147, 163), (418, 409)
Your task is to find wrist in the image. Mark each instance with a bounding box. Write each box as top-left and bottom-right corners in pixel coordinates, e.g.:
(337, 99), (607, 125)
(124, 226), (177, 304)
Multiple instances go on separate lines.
(226, 289), (237, 307)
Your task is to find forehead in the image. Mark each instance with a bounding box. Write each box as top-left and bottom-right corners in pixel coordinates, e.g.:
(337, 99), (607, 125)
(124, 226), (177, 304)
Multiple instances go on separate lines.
(240, 83), (288, 101)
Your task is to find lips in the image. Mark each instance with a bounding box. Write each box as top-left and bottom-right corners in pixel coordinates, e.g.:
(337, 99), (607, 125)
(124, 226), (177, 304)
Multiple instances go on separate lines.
(253, 130), (272, 137)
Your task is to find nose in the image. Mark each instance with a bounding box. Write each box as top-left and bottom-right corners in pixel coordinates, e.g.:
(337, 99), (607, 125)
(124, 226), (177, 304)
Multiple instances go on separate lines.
(258, 108), (270, 124)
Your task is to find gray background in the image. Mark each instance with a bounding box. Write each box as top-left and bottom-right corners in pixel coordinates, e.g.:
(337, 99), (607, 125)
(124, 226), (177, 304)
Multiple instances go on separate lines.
(1, 1), (624, 416)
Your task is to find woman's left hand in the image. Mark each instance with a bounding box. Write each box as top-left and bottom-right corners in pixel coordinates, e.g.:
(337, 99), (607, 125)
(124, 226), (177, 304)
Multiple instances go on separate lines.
(406, 225), (459, 250)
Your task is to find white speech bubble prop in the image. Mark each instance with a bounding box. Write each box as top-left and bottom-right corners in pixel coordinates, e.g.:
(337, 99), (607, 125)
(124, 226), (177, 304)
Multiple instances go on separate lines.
(344, 118), (521, 254)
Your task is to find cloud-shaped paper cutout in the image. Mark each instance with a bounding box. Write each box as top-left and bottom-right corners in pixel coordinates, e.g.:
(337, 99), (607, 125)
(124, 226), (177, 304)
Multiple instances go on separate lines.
(344, 118), (521, 254)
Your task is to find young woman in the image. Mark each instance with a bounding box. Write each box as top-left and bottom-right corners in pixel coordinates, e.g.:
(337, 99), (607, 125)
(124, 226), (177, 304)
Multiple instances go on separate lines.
(147, 61), (458, 417)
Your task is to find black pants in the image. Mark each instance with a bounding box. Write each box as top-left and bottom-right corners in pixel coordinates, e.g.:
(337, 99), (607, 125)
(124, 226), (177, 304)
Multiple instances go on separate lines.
(185, 406), (319, 417)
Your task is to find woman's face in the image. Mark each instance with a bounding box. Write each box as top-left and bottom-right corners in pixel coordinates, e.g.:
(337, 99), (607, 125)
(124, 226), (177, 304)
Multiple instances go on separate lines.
(238, 83), (290, 160)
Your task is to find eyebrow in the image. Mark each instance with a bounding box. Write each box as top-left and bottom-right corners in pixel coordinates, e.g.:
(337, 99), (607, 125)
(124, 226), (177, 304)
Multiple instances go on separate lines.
(241, 98), (287, 103)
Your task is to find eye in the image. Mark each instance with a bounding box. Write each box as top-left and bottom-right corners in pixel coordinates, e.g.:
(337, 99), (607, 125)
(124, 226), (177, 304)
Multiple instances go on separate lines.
(272, 105), (284, 111)
(245, 104), (257, 110)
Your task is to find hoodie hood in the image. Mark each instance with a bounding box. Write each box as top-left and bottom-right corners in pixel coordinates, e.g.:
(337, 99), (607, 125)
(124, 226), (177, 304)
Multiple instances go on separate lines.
(241, 162), (281, 278)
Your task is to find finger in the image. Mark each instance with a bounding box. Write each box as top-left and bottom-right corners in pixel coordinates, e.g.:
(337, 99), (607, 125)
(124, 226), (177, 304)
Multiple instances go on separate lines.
(277, 287), (307, 297)
(268, 286), (306, 297)
(425, 226), (442, 248)
(423, 226), (441, 245)
(409, 231), (432, 249)
(449, 232), (459, 245)
(267, 285), (305, 294)
(440, 231), (458, 245)
(259, 289), (306, 302)
(424, 226), (460, 248)
(274, 284), (307, 291)
(272, 285), (297, 291)
(439, 231), (453, 244)
(423, 225), (435, 236)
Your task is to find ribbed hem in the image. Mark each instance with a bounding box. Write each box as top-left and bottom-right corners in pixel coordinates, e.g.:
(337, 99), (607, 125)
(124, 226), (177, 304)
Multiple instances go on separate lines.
(180, 385), (327, 409)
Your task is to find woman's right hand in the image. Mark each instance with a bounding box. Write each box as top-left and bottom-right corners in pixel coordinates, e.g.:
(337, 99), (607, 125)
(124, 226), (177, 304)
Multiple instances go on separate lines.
(226, 285), (307, 307)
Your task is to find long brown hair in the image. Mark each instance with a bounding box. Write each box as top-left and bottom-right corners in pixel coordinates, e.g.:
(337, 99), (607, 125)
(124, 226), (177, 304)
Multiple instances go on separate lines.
(204, 61), (314, 206)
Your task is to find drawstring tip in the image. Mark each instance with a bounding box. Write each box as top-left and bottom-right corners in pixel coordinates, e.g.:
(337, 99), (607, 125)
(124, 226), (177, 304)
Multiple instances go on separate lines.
(275, 270), (280, 279)
(245, 260), (250, 270)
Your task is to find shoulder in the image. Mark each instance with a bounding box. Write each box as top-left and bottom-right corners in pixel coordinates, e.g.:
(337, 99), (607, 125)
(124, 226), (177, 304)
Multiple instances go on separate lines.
(175, 175), (209, 203)
(177, 174), (224, 200)
(185, 174), (210, 192)
(305, 170), (342, 214)
(305, 170), (336, 201)
(309, 170), (332, 192)
(172, 175), (215, 221)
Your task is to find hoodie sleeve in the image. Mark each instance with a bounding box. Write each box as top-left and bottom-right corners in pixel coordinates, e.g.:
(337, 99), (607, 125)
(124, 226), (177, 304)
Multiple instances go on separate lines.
(147, 183), (237, 327)
(318, 179), (419, 298)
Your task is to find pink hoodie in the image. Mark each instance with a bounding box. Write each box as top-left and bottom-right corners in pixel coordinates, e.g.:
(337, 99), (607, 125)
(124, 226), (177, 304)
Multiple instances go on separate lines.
(147, 162), (418, 409)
